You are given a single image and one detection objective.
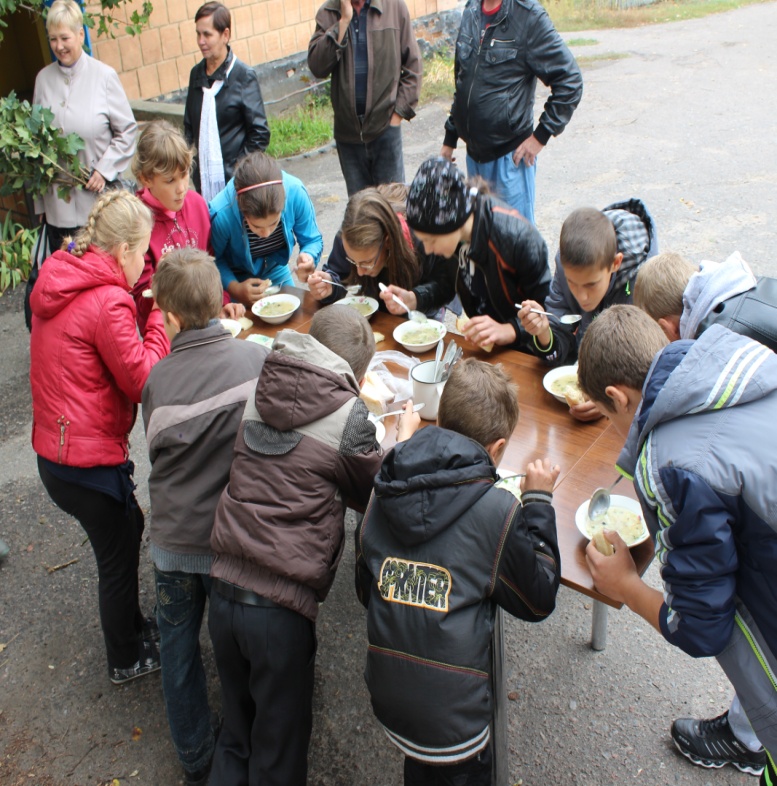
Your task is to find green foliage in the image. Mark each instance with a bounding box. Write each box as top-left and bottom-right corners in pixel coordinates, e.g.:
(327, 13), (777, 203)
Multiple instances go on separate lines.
(0, 91), (88, 203)
(0, 0), (153, 41)
(266, 101), (334, 159)
(0, 211), (38, 294)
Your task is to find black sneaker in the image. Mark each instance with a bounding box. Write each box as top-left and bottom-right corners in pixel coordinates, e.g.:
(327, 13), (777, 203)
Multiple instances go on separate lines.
(109, 640), (161, 685)
(671, 711), (765, 776)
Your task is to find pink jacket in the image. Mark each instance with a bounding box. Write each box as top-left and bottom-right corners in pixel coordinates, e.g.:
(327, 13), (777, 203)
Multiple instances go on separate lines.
(132, 188), (214, 331)
(30, 247), (169, 467)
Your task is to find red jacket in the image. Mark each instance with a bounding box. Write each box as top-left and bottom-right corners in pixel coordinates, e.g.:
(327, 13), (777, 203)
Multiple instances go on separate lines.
(131, 187), (214, 331)
(30, 247), (169, 467)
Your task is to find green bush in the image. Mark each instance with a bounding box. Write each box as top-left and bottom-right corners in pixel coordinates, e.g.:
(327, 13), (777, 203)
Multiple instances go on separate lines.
(0, 212), (38, 294)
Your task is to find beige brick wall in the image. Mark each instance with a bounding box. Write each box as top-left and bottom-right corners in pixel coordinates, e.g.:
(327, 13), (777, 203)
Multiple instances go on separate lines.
(89, 0), (453, 101)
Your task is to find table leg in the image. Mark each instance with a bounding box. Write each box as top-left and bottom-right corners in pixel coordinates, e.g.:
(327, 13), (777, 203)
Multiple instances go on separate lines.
(492, 607), (509, 786)
(591, 600), (608, 651)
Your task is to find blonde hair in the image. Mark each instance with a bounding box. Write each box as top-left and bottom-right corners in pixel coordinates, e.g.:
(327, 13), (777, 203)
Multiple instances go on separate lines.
(46, 0), (83, 34)
(341, 187), (419, 294)
(66, 191), (153, 258)
(559, 208), (618, 270)
(438, 358), (519, 448)
(308, 305), (375, 381)
(152, 248), (223, 330)
(132, 120), (195, 181)
(578, 305), (668, 411)
(634, 252), (699, 321)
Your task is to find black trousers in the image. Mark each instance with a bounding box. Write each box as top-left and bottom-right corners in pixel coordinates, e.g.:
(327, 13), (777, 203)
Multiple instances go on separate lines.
(38, 459), (145, 669)
(404, 745), (493, 786)
(208, 589), (316, 786)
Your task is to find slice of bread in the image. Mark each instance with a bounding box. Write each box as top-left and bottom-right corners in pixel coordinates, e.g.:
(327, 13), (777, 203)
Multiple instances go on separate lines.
(360, 371), (393, 416)
(592, 530), (614, 556)
(373, 331), (385, 344)
(455, 313), (493, 353)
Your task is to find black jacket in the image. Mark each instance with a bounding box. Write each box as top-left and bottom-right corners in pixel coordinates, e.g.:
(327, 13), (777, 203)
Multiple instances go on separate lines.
(458, 194), (551, 350)
(184, 49), (270, 192)
(355, 427), (559, 763)
(444, 0), (582, 163)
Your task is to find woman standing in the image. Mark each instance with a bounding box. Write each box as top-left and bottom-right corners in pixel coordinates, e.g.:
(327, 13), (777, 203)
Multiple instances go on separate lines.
(33, 0), (137, 253)
(184, 2), (271, 201)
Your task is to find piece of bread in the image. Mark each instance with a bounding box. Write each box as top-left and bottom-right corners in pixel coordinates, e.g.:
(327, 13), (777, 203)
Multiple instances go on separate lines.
(592, 530), (614, 556)
(564, 389), (585, 408)
(373, 331), (385, 344)
(360, 371), (393, 416)
(455, 313), (493, 353)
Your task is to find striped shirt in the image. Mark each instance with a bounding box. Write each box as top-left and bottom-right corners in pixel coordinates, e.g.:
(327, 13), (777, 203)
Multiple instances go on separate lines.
(245, 217), (287, 260)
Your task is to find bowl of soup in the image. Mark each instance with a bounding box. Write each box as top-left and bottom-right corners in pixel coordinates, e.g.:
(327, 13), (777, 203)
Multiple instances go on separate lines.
(335, 296), (379, 320)
(251, 294), (301, 325)
(574, 494), (649, 547)
(542, 364), (584, 405)
(393, 319), (447, 353)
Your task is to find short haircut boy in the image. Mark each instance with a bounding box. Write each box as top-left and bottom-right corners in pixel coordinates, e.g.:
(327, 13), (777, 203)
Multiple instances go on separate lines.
(308, 305), (375, 381)
(132, 120), (194, 181)
(438, 358), (519, 446)
(577, 304), (668, 410)
(559, 207), (618, 269)
(634, 252), (699, 321)
(152, 248), (223, 330)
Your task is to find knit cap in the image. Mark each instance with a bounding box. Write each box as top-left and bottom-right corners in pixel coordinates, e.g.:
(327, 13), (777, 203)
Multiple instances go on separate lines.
(406, 157), (475, 235)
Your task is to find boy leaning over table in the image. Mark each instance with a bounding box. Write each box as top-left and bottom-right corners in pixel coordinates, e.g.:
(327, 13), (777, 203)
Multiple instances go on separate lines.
(141, 248), (269, 786)
(577, 305), (777, 786)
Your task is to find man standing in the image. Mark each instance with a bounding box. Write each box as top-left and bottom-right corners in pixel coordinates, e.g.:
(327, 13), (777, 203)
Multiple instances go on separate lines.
(308, 0), (422, 196)
(442, 0), (582, 224)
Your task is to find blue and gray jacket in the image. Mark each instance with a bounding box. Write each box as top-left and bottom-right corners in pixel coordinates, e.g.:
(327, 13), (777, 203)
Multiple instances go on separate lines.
(617, 326), (777, 760)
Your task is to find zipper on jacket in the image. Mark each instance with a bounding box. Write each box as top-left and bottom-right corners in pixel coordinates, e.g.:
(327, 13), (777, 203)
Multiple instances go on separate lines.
(57, 415), (70, 463)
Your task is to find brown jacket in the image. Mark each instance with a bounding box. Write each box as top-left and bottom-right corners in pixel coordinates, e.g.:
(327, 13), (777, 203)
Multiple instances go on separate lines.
(210, 330), (382, 621)
(307, 0), (422, 144)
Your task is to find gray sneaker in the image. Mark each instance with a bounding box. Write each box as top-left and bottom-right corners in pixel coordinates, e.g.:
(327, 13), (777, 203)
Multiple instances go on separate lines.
(671, 711), (765, 776)
(110, 640), (161, 685)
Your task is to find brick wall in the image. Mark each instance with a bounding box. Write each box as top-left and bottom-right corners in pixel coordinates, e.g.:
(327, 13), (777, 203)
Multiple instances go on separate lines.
(89, 0), (459, 101)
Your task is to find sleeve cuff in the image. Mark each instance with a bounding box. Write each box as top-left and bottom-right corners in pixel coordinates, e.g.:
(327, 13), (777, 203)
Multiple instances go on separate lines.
(521, 489), (553, 506)
(534, 124), (552, 146)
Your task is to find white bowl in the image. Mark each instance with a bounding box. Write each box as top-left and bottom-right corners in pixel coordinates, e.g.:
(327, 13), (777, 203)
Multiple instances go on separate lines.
(335, 296), (379, 320)
(495, 470), (522, 501)
(542, 364), (581, 404)
(251, 294), (301, 325)
(393, 319), (446, 353)
(574, 494), (650, 547)
(220, 318), (241, 338)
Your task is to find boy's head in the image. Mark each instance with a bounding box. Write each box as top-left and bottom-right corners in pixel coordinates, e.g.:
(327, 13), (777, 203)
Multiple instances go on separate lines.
(437, 358), (519, 466)
(309, 305), (375, 382)
(577, 305), (668, 434)
(132, 121), (194, 213)
(559, 208), (623, 313)
(152, 248), (224, 334)
(634, 252), (699, 341)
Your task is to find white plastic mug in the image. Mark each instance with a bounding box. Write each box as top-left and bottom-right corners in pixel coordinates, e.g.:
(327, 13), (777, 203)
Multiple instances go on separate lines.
(410, 360), (446, 421)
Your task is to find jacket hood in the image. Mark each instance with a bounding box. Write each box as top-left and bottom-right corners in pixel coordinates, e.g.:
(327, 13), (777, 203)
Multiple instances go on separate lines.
(256, 330), (360, 431)
(618, 325), (777, 475)
(32, 248), (128, 320)
(680, 251), (757, 340)
(373, 427), (497, 546)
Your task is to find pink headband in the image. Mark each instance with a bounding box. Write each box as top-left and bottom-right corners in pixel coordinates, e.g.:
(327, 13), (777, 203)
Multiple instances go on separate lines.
(236, 180), (283, 195)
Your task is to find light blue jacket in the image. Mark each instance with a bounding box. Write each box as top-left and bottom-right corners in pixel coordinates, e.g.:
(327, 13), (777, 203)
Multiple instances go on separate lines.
(209, 173), (323, 290)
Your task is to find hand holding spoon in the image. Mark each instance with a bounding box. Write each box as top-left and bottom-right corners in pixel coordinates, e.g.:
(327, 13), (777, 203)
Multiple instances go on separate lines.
(379, 283), (427, 323)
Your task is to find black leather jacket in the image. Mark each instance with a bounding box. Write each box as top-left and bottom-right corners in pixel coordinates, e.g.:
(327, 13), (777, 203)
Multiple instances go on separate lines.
(184, 49), (270, 192)
(443, 0), (582, 163)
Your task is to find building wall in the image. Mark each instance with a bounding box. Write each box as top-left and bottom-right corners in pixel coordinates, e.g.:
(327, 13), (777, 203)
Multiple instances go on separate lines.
(88, 0), (459, 102)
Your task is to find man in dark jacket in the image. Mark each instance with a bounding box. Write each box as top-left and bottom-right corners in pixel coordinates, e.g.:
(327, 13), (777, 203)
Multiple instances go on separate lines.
(308, 0), (422, 196)
(441, 0), (582, 225)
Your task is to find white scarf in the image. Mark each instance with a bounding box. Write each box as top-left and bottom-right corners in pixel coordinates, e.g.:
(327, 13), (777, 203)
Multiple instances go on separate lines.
(199, 54), (236, 203)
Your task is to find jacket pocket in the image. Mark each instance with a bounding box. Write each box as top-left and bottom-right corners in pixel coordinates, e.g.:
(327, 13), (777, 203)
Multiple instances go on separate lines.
(485, 46), (517, 66)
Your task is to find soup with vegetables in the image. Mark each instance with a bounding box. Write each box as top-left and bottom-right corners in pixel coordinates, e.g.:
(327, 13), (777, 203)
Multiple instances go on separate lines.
(261, 301), (295, 317)
(585, 506), (645, 546)
(402, 327), (441, 345)
(347, 302), (375, 317)
(550, 374), (583, 401)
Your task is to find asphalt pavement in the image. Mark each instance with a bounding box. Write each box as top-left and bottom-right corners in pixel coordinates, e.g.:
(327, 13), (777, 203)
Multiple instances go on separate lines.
(1, 3), (776, 784)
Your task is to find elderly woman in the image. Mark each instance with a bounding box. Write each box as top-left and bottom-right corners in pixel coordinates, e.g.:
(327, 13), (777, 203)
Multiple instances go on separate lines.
(32, 0), (137, 254)
(184, 2), (271, 202)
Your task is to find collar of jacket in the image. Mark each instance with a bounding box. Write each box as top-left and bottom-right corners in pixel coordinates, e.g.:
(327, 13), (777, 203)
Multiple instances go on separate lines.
(170, 322), (233, 353)
(323, 0), (382, 14)
(193, 47), (235, 87)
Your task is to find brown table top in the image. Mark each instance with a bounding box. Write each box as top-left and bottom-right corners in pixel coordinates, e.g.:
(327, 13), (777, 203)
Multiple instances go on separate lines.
(241, 289), (655, 609)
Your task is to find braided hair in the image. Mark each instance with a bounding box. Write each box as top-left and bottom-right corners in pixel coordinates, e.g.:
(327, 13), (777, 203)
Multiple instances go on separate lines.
(64, 190), (153, 257)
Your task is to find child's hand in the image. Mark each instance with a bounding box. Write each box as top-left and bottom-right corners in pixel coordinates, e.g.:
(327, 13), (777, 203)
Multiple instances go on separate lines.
(220, 302), (246, 320)
(296, 253), (315, 284)
(521, 458), (560, 495)
(569, 400), (604, 423)
(517, 300), (552, 349)
(229, 278), (271, 306)
(462, 315), (516, 348)
(380, 285), (417, 316)
(585, 530), (639, 604)
(308, 271), (334, 300)
(396, 398), (421, 443)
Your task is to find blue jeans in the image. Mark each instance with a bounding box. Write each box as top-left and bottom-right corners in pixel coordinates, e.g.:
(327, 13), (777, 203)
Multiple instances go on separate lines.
(466, 152), (536, 225)
(336, 124), (405, 196)
(154, 568), (214, 772)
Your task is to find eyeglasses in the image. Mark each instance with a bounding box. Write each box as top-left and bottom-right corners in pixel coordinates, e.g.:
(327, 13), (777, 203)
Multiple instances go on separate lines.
(345, 238), (385, 271)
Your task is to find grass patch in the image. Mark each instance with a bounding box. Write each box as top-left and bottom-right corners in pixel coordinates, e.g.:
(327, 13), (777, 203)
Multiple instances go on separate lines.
(266, 99), (334, 158)
(576, 51), (630, 65)
(544, 0), (771, 32)
(421, 52), (455, 104)
(567, 37), (599, 45)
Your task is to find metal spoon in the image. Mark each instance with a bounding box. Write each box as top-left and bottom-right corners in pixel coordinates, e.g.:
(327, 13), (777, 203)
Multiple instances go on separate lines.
(587, 475), (624, 520)
(329, 279), (362, 295)
(370, 402), (426, 421)
(379, 283), (427, 323)
(433, 339), (445, 381)
(514, 303), (582, 325)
